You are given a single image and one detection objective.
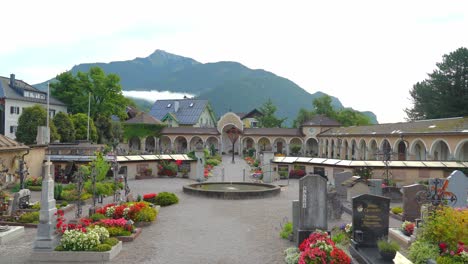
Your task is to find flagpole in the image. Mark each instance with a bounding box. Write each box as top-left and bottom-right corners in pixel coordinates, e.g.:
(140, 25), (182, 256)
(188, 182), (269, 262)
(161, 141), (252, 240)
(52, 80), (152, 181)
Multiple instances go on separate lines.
(47, 82), (50, 143)
(87, 92), (90, 141)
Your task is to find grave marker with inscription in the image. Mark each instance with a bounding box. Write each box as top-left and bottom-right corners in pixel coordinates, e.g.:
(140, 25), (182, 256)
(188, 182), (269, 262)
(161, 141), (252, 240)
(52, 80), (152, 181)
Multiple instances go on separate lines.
(402, 184), (427, 222)
(352, 194), (390, 247)
(296, 174), (327, 246)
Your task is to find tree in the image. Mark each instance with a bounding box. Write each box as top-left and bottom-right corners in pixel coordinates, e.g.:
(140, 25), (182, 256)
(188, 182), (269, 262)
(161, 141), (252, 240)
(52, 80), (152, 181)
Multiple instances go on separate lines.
(95, 115), (113, 144)
(71, 113), (97, 142)
(53, 112), (75, 142)
(292, 108), (314, 128)
(51, 67), (128, 120)
(292, 95), (371, 127)
(405, 47), (468, 120)
(257, 99), (287, 128)
(16, 105), (59, 145)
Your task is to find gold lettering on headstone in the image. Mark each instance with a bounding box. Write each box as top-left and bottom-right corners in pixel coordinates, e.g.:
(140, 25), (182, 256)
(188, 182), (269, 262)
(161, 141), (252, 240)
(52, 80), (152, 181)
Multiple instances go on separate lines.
(361, 203), (383, 228)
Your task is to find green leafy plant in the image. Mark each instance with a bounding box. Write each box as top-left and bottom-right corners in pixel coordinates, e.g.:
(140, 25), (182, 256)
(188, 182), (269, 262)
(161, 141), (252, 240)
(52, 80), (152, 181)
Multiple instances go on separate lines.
(18, 211), (39, 223)
(280, 222), (293, 239)
(54, 184), (63, 200)
(154, 192), (179, 206)
(91, 244), (112, 252)
(391, 207), (403, 215)
(106, 226), (131, 237)
(31, 202), (41, 210)
(103, 238), (119, 247)
(206, 158), (220, 167)
(90, 213), (107, 222)
(377, 239), (400, 253)
(408, 241), (439, 264)
(284, 247), (300, 264)
(135, 207), (157, 222)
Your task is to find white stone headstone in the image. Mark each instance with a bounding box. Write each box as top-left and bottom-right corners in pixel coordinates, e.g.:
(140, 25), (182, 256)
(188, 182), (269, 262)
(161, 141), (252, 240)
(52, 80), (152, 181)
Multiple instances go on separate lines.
(447, 170), (468, 208)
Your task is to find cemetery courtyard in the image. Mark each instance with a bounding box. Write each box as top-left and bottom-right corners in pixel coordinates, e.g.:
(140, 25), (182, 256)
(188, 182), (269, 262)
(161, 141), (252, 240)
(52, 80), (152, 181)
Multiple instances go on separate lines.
(0, 156), (404, 264)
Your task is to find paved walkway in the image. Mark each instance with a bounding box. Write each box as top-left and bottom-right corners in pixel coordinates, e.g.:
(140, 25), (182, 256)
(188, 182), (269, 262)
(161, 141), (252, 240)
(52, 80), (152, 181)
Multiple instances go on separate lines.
(1, 156), (362, 263)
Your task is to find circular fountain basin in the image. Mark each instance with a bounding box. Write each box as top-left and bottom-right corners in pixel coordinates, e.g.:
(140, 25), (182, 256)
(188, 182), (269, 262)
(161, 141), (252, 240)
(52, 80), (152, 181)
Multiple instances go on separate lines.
(183, 182), (281, 199)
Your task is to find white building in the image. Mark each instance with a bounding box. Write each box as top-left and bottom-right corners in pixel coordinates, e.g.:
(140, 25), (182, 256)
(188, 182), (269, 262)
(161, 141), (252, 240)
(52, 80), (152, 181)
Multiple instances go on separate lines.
(0, 74), (67, 139)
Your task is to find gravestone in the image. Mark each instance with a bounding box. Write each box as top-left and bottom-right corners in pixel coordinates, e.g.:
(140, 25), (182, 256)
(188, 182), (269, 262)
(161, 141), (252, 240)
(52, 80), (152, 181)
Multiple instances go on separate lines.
(352, 194), (390, 247)
(382, 186), (403, 202)
(262, 151), (275, 183)
(11, 189), (31, 214)
(369, 179), (383, 196)
(296, 174), (327, 246)
(347, 181), (370, 202)
(292, 200), (299, 242)
(334, 171), (353, 197)
(327, 191), (343, 220)
(446, 170), (468, 208)
(402, 184), (427, 222)
(33, 159), (58, 251)
(193, 144), (205, 181)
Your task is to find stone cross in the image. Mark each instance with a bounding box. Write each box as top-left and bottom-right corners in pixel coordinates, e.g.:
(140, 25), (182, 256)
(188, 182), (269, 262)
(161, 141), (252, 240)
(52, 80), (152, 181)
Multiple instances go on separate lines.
(447, 170), (468, 208)
(402, 184), (427, 222)
(194, 148), (205, 181)
(33, 159), (58, 251)
(296, 174), (327, 246)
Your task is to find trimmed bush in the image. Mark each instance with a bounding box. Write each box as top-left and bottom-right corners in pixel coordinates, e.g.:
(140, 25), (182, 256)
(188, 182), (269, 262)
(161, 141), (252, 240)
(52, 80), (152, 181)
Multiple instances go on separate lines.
(391, 207), (403, 215)
(90, 213), (107, 222)
(106, 226), (131, 237)
(91, 244), (112, 252)
(154, 192), (179, 206)
(104, 238), (119, 246)
(18, 211), (39, 223)
(135, 207), (157, 222)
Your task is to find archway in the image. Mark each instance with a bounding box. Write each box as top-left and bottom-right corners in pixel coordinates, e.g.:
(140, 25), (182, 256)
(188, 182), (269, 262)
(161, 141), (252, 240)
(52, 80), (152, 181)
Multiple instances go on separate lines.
(454, 140), (468, 161)
(306, 138), (318, 157)
(289, 138), (303, 156)
(129, 137), (140, 152)
(206, 137), (219, 156)
(396, 141), (407, 161)
(174, 136), (188, 153)
(324, 139), (329, 158)
(331, 139), (336, 158)
(358, 139), (366, 160)
(351, 139), (357, 160)
(159, 136), (172, 154)
(343, 140), (349, 160)
(410, 139), (427, 161)
(369, 140), (378, 160)
(189, 136), (204, 151)
(381, 139), (391, 161)
(431, 140), (450, 161)
(273, 138), (287, 154)
(258, 137), (272, 152)
(145, 137), (155, 153)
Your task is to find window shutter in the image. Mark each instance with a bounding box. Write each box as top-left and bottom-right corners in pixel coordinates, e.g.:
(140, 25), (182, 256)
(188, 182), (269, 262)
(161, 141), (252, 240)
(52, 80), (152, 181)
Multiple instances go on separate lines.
(10, 106), (14, 114)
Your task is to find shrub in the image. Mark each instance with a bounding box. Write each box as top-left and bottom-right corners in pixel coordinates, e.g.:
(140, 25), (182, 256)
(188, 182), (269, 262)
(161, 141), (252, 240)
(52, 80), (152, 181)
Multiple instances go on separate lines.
(90, 213), (107, 222)
(154, 192), (179, 206)
(54, 184), (63, 200)
(106, 226), (131, 237)
(91, 244), (112, 252)
(31, 202), (41, 210)
(55, 245), (65, 251)
(62, 184), (76, 191)
(408, 241), (439, 264)
(391, 207), (403, 215)
(137, 194), (142, 202)
(157, 161), (178, 176)
(280, 222), (293, 239)
(419, 206), (468, 249)
(289, 169), (306, 178)
(135, 207), (157, 222)
(103, 237), (119, 246)
(377, 239), (400, 253)
(253, 160), (259, 167)
(332, 231), (349, 246)
(60, 201), (68, 207)
(28, 186), (42, 191)
(206, 158), (220, 167)
(18, 211), (39, 223)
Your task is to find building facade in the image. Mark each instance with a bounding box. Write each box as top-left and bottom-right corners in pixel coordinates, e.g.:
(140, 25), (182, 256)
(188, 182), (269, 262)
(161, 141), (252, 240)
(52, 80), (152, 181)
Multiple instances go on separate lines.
(0, 74), (67, 139)
(149, 99), (217, 128)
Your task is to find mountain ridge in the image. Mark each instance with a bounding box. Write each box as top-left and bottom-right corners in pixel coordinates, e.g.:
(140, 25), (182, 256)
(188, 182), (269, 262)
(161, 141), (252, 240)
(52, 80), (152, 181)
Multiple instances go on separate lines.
(34, 50), (378, 125)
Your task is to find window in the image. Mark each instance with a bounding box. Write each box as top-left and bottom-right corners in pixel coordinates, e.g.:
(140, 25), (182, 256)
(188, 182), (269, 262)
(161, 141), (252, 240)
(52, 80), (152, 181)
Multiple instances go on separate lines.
(251, 121), (258, 128)
(49, 109), (56, 118)
(40, 94), (45, 99)
(10, 126), (17, 134)
(10, 106), (19, 114)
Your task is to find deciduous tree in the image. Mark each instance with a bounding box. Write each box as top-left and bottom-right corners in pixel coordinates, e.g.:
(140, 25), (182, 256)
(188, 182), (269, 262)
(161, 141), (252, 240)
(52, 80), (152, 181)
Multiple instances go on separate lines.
(71, 113), (97, 142)
(16, 105), (59, 144)
(53, 112), (75, 142)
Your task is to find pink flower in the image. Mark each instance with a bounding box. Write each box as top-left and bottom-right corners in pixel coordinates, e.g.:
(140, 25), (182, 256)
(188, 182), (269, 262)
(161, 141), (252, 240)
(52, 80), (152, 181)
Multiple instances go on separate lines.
(450, 251), (455, 256)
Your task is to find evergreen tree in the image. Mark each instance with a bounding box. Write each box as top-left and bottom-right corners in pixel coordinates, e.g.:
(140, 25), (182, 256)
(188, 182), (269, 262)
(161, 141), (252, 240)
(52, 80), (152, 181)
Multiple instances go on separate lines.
(257, 99), (287, 128)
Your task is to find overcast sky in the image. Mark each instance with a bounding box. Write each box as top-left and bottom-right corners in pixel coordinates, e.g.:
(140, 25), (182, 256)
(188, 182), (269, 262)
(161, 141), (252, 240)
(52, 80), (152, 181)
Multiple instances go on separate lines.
(1, 0), (467, 123)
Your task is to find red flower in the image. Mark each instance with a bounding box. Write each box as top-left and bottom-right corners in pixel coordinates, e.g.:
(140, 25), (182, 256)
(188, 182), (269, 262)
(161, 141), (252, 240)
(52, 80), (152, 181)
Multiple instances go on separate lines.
(439, 242), (448, 252)
(175, 160), (182, 166)
(143, 193), (157, 199)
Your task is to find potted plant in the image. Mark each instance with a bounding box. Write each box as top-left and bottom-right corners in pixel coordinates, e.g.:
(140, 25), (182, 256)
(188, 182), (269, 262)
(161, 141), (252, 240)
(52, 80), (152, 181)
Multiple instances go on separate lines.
(377, 238), (400, 260)
(401, 221), (415, 236)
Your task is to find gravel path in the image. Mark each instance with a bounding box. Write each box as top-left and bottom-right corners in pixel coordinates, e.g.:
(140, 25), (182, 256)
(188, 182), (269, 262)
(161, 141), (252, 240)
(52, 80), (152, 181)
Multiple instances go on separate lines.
(0, 156), (354, 264)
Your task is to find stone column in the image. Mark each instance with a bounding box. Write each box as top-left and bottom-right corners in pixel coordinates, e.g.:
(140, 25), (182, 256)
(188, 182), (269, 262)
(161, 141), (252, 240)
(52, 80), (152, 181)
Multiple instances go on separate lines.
(194, 145), (205, 181)
(286, 143), (290, 156)
(140, 137), (146, 153)
(33, 159), (58, 251)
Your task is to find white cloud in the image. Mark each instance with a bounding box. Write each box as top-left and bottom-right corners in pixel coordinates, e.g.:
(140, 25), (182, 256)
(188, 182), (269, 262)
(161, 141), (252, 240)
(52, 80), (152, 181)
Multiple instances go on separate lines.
(1, 0), (467, 123)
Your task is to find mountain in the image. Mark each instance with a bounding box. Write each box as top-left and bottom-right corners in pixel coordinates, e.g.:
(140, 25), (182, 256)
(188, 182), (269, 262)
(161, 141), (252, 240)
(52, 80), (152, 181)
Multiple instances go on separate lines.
(35, 50), (378, 125)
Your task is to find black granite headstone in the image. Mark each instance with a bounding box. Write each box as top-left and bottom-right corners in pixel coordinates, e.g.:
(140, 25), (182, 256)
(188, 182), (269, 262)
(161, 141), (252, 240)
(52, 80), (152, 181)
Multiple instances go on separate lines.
(352, 194), (390, 247)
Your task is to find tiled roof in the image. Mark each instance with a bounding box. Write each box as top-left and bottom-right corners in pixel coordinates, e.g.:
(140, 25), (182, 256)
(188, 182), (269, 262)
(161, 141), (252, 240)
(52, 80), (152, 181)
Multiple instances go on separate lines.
(320, 117), (468, 136)
(0, 76), (66, 106)
(161, 127), (219, 135)
(243, 128), (303, 137)
(125, 112), (162, 125)
(241, 108), (263, 120)
(149, 99), (209, 125)
(302, 115), (341, 127)
(0, 134), (29, 151)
